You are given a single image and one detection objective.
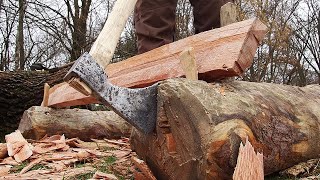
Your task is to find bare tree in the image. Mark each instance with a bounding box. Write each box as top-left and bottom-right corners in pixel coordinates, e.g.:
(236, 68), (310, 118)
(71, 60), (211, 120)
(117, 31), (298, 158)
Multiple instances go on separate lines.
(14, 0), (26, 70)
(291, 0), (320, 84)
(64, 0), (92, 61)
(236, 0), (310, 86)
(0, 0), (3, 13)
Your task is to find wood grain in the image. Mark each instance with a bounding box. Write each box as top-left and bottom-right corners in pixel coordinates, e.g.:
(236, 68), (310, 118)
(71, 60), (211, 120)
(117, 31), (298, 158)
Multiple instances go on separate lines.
(48, 18), (267, 108)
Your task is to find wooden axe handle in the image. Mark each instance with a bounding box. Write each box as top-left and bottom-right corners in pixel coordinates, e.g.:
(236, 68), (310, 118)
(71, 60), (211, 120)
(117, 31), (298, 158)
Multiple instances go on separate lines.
(89, 0), (137, 69)
(68, 0), (137, 96)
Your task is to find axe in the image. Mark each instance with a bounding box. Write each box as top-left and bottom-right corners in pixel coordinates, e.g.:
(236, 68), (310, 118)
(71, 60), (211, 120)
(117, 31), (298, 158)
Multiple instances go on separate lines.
(64, 0), (158, 133)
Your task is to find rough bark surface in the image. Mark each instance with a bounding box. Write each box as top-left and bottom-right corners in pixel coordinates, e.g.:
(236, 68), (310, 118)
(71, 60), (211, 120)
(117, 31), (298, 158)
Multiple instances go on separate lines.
(18, 106), (131, 141)
(0, 64), (72, 139)
(0, 143), (7, 159)
(130, 79), (320, 180)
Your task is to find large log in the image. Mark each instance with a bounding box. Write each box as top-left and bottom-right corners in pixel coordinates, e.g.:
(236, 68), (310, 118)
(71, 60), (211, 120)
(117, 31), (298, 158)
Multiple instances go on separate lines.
(0, 64), (73, 140)
(130, 79), (320, 179)
(18, 106), (131, 141)
(48, 18), (267, 108)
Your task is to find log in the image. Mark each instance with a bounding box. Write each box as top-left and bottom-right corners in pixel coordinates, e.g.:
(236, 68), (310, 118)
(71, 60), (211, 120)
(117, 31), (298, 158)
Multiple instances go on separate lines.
(0, 63), (73, 139)
(47, 18), (267, 108)
(18, 106), (132, 141)
(0, 143), (8, 159)
(130, 79), (320, 180)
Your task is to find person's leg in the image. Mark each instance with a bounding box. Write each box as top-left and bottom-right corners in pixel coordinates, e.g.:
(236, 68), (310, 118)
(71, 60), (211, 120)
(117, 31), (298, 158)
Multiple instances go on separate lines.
(134, 0), (178, 54)
(189, 0), (234, 34)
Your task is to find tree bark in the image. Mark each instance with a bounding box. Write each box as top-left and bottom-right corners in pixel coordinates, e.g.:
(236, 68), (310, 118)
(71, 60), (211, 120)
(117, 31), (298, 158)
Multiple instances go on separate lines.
(130, 79), (320, 180)
(18, 106), (131, 141)
(68, 0), (92, 61)
(0, 0), (3, 13)
(15, 0), (25, 70)
(0, 143), (7, 159)
(0, 64), (73, 140)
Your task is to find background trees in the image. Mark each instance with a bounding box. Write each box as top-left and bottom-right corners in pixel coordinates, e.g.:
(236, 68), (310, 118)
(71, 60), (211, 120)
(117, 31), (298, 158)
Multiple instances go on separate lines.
(0, 0), (319, 85)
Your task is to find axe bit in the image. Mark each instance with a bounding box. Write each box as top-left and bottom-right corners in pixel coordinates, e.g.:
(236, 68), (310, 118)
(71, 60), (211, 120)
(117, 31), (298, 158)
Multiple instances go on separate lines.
(64, 0), (158, 133)
(65, 53), (158, 133)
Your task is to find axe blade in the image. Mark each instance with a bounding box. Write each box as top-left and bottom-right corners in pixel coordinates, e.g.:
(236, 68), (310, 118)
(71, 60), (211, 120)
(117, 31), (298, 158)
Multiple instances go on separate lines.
(64, 53), (158, 133)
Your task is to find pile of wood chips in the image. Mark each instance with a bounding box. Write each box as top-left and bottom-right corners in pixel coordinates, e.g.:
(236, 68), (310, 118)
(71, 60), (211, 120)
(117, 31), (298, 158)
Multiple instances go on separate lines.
(0, 130), (155, 180)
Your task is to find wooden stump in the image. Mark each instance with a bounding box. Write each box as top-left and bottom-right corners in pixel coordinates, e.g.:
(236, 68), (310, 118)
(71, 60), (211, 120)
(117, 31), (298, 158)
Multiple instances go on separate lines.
(18, 106), (132, 141)
(130, 79), (320, 179)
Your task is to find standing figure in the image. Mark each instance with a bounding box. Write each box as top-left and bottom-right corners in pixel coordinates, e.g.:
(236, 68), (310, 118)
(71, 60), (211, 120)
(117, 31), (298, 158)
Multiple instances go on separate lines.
(134, 0), (234, 54)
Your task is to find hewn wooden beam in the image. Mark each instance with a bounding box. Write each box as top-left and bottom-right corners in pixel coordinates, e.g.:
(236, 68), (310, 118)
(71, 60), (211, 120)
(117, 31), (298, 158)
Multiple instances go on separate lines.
(48, 18), (267, 108)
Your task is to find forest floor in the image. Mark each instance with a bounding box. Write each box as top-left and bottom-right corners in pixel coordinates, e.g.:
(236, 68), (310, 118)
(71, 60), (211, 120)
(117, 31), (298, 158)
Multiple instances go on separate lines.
(0, 132), (319, 180)
(0, 134), (139, 179)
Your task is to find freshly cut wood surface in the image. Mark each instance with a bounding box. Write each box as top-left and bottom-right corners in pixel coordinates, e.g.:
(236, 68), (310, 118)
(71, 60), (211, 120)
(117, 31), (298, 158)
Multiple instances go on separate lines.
(18, 106), (132, 141)
(5, 130), (33, 163)
(131, 157), (157, 180)
(48, 18), (267, 108)
(233, 138), (264, 180)
(107, 18), (266, 87)
(48, 82), (98, 107)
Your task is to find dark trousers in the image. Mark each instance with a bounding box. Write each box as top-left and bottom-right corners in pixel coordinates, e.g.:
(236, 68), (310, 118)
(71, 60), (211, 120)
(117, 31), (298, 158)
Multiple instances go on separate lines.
(134, 0), (234, 54)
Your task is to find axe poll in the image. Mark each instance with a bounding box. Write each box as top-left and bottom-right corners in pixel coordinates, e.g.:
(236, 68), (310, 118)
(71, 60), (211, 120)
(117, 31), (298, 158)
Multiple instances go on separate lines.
(64, 0), (158, 133)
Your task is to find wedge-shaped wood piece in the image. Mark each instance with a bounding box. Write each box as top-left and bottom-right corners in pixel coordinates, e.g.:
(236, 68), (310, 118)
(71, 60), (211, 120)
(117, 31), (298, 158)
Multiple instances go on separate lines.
(5, 130), (33, 162)
(48, 82), (98, 107)
(233, 138), (264, 180)
(48, 18), (267, 108)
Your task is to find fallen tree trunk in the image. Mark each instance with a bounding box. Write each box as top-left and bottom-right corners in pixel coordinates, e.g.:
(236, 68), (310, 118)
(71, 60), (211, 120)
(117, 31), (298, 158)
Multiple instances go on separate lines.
(130, 79), (320, 179)
(18, 106), (131, 141)
(0, 64), (73, 140)
(48, 18), (267, 108)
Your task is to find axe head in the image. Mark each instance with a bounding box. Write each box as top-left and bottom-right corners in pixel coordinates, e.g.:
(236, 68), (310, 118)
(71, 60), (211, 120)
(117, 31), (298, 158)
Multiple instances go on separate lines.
(64, 53), (158, 133)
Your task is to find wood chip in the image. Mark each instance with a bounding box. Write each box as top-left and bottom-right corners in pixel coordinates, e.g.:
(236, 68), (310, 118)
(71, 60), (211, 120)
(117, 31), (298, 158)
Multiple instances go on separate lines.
(20, 157), (43, 174)
(133, 168), (149, 180)
(33, 135), (67, 154)
(13, 144), (33, 163)
(104, 139), (128, 146)
(131, 157), (156, 180)
(233, 138), (264, 180)
(93, 171), (118, 180)
(5, 130), (33, 163)
(0, 165), (11, 176)
(46, 161), (66, 171)
(5, 130), (29, 156)
(0, 157), (19, 166)
(60, 166), (95, 178)
(113, 150), (131, 159)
